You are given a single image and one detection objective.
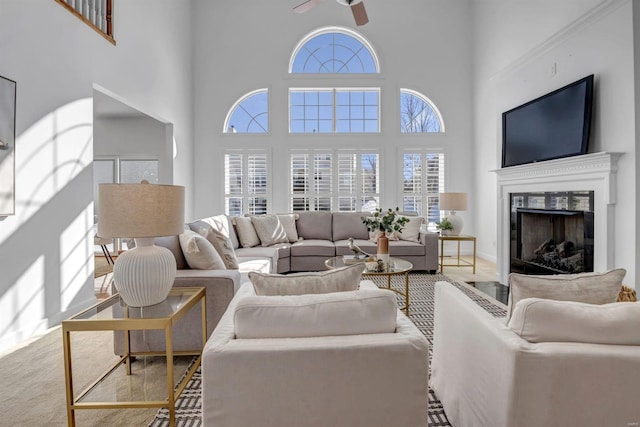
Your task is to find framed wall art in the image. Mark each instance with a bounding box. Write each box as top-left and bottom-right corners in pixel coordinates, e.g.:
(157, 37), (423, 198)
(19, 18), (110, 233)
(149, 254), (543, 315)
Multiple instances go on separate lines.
(0, 75), (16, 216)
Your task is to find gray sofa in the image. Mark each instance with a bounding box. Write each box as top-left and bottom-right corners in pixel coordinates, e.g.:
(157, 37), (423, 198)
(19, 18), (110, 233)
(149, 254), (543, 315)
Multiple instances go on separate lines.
(119, 211), (438, 353)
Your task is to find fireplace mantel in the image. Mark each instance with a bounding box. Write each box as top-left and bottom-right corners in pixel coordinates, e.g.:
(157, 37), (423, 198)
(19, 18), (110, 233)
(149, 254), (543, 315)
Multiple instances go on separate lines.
(494, 152), (623, 285)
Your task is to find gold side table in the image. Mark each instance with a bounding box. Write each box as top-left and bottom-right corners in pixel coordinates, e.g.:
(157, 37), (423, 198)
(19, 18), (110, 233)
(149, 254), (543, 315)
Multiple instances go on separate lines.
(325, 256), (413, 315)
(439, 235), (477, 274)
(62, 287), (206, 427)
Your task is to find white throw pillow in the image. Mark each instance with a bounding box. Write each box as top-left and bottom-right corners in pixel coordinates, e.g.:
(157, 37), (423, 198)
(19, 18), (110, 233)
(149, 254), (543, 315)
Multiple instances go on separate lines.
(508, 297), (640, 345)
(178, 230), (226, 270)
(397, 216), (425, 243)
(250, 214), (289, 246)
(249, 263), (364, 296)
(277, 214), (300, 242)
(506, 269), (626, 322)
(234, 289), (397, 339)
(234, 216), (261, 248)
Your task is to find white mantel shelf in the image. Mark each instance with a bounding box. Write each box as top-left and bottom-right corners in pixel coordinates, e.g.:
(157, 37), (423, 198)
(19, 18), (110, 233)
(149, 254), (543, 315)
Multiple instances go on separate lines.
(494, 152), (623, 285)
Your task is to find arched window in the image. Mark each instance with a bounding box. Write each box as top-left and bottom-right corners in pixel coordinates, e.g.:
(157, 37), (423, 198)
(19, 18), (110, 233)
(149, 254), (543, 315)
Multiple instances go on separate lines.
(289, 27), (379, 74)
(400, 89), (444, 133)
(224, 89), (268, 133)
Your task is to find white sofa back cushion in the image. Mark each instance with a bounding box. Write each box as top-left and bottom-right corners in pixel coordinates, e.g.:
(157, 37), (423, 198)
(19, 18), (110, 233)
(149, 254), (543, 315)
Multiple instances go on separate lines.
(234, 289), (397, 338)
(179, 230), (227, 270)
(507, 268), (626, 322)
(508, 297), (640, 344)
(249, 263), (364, 296)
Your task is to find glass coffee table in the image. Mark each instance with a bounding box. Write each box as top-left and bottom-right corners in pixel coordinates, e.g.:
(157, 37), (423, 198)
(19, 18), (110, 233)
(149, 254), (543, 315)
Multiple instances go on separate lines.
(62, 287), (206, 427)
(325, 257), (413, 314)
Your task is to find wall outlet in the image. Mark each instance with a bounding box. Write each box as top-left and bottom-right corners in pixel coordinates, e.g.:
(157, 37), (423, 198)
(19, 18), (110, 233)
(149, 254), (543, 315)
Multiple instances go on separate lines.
(549, 62), (557, 76)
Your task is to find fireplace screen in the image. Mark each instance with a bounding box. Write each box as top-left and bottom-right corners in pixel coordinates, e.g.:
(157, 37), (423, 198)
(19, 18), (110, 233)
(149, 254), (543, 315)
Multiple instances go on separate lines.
(510, 192), (594, 275)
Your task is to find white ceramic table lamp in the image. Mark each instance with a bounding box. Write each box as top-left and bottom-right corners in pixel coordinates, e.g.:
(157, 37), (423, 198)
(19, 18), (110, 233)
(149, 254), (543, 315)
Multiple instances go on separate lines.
(439, 192), (468, 236)
(98, 181), (185, 307)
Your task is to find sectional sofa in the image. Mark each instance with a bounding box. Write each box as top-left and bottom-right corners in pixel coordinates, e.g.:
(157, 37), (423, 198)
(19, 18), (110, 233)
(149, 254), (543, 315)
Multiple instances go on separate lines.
(120, 211), (438, 353)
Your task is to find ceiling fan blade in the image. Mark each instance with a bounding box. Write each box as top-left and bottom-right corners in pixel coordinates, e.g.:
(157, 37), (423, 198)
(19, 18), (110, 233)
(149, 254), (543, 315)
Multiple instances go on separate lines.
(351, 2), (369, 26)
(293, 0), (323, 14)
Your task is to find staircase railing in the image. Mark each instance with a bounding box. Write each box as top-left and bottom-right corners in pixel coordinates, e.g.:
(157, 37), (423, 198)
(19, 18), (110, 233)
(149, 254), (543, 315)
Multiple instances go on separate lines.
(55, 0), (114, 44)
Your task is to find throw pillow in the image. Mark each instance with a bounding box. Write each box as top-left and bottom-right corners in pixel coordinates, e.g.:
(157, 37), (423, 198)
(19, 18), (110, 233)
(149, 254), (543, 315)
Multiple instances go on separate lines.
(506, 268), (626, 322)
(249, 263), (364, 296)
(277, 214), (300, 242)
(369, 229), (399, 241)
(508, 297), (640, 345)
(189, 222), (239, 269)
(251, 214), (289, 246)
(234, 289), (397, 339)
(234, 216), (261, 248)
(178, 230), (226, 270)
(189, 215), (239, 249)
(397, 216), (425, 243)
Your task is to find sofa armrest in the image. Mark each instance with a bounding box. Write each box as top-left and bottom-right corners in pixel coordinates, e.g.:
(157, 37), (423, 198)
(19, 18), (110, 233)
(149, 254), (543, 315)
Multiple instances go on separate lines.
(419, 230), (439, 271)
(173, 269), (241, 337)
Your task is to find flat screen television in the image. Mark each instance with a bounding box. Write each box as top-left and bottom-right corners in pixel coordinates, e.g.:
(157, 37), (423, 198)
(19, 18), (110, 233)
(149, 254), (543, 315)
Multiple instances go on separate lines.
(501, 74), (594, 168)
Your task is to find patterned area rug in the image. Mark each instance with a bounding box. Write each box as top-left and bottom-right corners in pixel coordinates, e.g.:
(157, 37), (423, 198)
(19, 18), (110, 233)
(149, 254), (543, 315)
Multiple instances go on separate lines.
(150, 272), (507, 427)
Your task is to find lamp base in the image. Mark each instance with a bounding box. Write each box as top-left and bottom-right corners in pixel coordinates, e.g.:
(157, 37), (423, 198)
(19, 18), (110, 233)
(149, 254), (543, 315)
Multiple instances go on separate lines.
(113, 238), (177, 307)
(448, 211), (464, 236)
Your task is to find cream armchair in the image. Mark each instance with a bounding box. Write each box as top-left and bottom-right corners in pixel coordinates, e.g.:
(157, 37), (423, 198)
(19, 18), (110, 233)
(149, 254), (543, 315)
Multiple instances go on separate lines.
(202, 280), (429, 427)
(431, 281), (640, 427)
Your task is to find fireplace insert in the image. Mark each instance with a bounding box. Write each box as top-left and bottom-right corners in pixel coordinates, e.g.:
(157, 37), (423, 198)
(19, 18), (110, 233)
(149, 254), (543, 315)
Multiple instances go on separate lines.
(511, 192), (594, 274)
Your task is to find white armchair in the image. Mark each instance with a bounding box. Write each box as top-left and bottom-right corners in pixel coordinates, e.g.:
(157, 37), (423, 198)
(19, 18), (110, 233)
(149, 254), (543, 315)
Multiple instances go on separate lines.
(202, 280), (429, 427)
(431, 281), (640, 427)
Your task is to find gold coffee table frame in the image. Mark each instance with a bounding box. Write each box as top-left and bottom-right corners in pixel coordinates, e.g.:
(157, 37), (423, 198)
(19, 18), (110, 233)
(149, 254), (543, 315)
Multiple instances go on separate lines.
(62, 287), (206, 427)
(325, 257), (413, 315)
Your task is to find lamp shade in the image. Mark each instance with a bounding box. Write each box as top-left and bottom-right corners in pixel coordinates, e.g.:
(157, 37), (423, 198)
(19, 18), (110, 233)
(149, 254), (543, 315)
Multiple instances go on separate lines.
(439, 192), (468, 212)
(98, 182), (185, 238)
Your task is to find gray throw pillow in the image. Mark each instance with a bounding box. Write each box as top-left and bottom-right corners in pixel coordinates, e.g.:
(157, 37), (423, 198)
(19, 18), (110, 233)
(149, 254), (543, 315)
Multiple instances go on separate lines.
(251, 214), (289, 246)
(506, 268), (626, 322)
(249, 263), (365, 296)
(234, 216), (261, 248)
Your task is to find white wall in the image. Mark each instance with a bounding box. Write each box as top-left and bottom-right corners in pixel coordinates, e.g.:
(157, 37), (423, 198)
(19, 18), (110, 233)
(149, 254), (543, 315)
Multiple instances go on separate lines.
(471, 0), (637, 285)
(191, 0), (474, 225)
(94, 116), (174, 184)
(0, 0), (193, 352)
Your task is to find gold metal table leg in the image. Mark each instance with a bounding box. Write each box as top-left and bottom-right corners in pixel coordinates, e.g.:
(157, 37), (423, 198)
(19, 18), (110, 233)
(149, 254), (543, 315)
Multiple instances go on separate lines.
(166, 325), (176, 427)
(63, 329), (75, 427)
(404, 271), (410, 315)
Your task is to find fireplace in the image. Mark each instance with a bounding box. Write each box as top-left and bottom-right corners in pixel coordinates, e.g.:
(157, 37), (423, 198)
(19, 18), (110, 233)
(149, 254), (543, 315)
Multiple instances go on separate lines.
(510, 193), (594, 275)
(494, 152), (621, 285)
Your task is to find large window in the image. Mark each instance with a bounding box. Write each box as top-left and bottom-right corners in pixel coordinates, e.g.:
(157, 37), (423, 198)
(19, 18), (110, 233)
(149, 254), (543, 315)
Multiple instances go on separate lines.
(289, 27), (379, 74)
(224, 89), (268, 133)
(400, 89), (444, 133)
(402, 151), (444, 226)
(224, 150), (269, 215)
(290, 150), (379, 212)
(289, 88), (379, 133)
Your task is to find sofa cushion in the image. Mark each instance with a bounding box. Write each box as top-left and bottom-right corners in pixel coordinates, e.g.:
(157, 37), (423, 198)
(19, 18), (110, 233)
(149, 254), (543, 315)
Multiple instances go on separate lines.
(332, 212), (370, 241)
(278, 214), (300, 242)
(234, 216), (261, 248)
(389, 240), (426, 256)
(249, 263), (364, 296)
(335, 239), (376, 256)
(189, 221), (240, 270)
(189, 215), (239, 249)
(506, 269), (626, 322)
(179, 230), (226, 270)
(397, 216), (425, 243)
(508, 297), (640, 345)
(290, 239), (336, 257)
(234, 288), (397, 339)
(154, 235), (189, 270)
(296, 211), (333, 240)
(251, 214), (289, 246)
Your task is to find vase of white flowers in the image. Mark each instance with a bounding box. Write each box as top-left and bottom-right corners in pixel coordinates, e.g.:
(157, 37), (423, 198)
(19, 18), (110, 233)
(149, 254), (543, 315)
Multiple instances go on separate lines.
(362, 207), (410, 262)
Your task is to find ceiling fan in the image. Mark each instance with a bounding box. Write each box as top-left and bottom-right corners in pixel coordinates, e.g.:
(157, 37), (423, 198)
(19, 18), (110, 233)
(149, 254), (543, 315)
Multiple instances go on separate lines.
(294, 0), (369, 26)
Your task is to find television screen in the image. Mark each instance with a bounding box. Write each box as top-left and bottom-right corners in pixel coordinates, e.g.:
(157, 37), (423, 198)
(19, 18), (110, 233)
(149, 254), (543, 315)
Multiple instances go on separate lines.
(502, 74), (594, 168)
